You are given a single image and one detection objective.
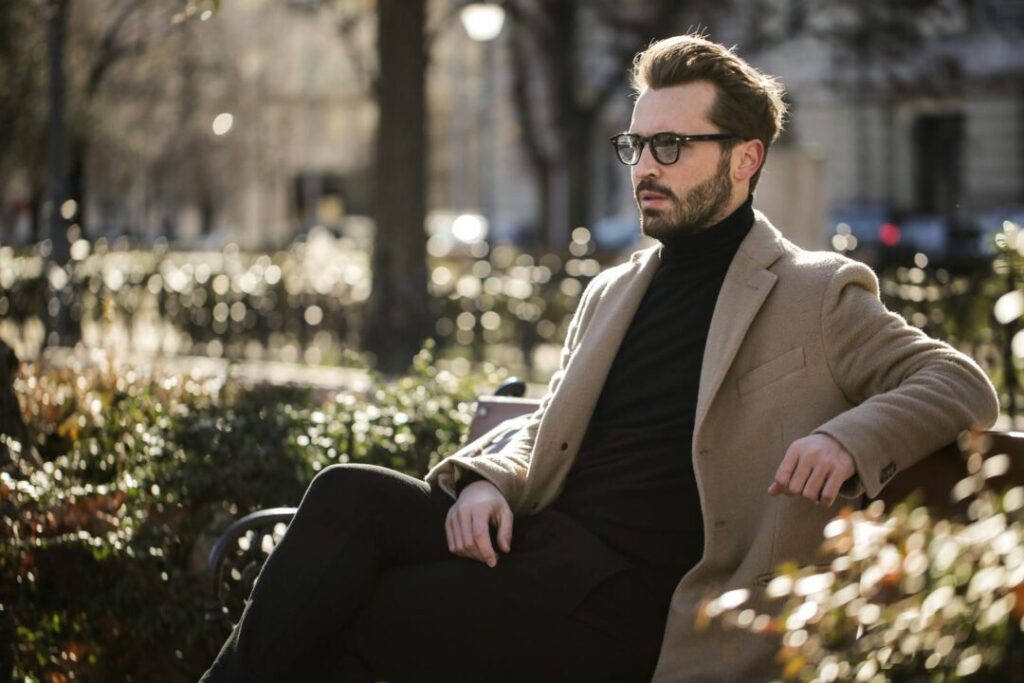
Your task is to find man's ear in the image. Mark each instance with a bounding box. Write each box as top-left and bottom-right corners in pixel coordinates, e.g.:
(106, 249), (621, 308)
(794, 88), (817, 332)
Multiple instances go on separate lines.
(733, 139), (765, 182)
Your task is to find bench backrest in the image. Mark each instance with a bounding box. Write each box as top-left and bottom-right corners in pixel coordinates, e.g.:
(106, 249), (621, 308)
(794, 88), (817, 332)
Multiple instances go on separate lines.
(466, 396), (540, 442)
(468, 396), (1024, 517)
(875, 431), (1024, 516)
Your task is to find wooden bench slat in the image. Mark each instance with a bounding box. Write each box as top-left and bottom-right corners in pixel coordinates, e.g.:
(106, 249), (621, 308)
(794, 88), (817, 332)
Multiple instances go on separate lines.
(875, 431), (1024, 516)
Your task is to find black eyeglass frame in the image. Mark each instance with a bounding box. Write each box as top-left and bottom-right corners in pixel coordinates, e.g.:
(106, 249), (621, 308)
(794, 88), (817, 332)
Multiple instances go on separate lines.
(610, 132), (738, 166)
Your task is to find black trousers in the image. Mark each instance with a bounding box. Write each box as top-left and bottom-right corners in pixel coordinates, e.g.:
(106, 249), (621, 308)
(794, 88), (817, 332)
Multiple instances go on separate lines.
(200, 464), (669, 682)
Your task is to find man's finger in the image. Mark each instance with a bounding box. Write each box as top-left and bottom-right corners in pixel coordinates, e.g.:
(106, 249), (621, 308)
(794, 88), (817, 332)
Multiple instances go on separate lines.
(444, 513), (456, 553)
(770, 447), (800, 495)
(496, 506), (513, 554)
(451, 513), (469, 554)
(787, 453), (815, 495)
(802, 464), (829, 503)
(456, 507), (477, 554)
(820, 470), (844, 507)
(471, 514), (497, 567)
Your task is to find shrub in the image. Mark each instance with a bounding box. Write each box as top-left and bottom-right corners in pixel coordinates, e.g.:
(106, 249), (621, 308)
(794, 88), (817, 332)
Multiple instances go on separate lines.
(1, 343), (502, 682)
(0, 231), (597, 382)
(701, 439), (1024, 682)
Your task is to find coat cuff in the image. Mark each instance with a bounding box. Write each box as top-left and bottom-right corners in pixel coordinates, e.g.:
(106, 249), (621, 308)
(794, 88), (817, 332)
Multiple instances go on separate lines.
(812, 424), (897, 499)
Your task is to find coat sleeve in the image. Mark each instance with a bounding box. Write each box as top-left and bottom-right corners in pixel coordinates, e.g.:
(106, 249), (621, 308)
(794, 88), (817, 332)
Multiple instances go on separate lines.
(425, 277), (600, 509)
(811, 261), (999, 498)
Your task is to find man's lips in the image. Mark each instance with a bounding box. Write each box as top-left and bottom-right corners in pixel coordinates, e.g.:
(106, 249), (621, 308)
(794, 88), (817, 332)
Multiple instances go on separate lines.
(636, 181), (675, 206)
(638, 191), (670, 206)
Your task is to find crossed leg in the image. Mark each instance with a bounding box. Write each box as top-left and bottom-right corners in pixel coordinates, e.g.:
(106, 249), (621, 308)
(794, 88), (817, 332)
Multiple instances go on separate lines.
(200, 464), (666, 682)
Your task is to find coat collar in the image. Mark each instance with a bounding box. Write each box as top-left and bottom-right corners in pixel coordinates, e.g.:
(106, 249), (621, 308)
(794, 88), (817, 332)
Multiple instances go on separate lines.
(582, 213), (785, 440)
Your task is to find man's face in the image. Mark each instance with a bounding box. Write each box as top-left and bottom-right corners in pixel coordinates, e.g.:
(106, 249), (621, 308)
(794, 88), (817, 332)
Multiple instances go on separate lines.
(629, 81), (738, 240)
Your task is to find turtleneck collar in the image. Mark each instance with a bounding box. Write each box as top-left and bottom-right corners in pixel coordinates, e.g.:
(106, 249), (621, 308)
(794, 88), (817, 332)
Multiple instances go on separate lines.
(658, 196), (754, 266)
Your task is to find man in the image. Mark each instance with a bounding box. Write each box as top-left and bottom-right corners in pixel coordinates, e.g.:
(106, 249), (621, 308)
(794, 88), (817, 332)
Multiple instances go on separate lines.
(202, 34), (998, 682)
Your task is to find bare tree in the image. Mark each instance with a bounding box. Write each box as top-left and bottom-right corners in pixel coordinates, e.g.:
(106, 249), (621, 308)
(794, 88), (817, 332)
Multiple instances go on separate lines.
(507, 0), (723, 248)
(68, 1), (162, 239)
(0, 1), (49, 244)
(0, 1), (188, 348)
(362, 0), (433, 373)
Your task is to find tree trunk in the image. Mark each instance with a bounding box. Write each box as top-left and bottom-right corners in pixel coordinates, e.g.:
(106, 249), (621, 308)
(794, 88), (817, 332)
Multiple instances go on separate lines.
(509, 14), (551, 249)
(68, 134), (87, 237)
(507, 0), (579, 250)
(506, 1), (697, 250)
(362, 0), (431, 374)
(548, 0), (583, 247)
(45, 0), (79, 348)
(565, 107), (595, 238)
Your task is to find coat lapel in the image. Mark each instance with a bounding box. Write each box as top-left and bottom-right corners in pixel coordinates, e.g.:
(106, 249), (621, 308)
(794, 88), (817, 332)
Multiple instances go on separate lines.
(548, 246), (662, 435)
(695, 216), (784, 432)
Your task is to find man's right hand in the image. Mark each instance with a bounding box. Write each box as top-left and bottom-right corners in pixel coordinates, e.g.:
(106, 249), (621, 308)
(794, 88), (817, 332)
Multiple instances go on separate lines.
(445, 479), (513, 568)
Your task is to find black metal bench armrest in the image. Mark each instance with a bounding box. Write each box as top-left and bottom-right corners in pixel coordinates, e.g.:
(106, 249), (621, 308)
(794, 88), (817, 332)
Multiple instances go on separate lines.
(204, 507), (298, 623)
(494, 377), (526, 398)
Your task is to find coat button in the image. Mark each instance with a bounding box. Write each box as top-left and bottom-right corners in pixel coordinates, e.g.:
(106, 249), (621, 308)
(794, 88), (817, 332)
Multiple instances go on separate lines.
(560, 442), (568, 451)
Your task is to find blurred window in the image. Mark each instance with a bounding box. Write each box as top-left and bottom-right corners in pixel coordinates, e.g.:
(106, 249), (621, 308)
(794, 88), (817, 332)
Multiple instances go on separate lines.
(913, 113), (963, 217)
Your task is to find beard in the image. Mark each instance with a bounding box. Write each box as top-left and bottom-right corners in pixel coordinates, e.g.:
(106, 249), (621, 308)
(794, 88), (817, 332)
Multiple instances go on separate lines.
(636, 152), (734, 241)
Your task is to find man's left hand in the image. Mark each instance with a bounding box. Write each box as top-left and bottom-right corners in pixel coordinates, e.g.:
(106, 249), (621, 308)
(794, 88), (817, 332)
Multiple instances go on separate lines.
(768, 434), (856, 507)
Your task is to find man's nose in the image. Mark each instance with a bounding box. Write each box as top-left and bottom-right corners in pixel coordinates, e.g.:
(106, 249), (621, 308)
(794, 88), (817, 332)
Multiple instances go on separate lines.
(633, 144), (661, 179)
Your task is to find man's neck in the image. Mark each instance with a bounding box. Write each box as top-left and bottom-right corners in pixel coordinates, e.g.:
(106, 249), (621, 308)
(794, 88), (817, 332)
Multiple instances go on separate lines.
(659, 196), (754, 264)
(706, 189), (752, 229)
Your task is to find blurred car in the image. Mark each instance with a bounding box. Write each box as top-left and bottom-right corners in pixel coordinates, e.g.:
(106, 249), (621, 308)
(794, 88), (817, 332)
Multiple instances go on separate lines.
(969, 205), (1024, 256)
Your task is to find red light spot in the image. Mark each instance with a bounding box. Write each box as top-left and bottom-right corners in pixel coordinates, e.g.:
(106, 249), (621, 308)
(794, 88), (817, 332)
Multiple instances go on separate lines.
(878, 223), (901, 247)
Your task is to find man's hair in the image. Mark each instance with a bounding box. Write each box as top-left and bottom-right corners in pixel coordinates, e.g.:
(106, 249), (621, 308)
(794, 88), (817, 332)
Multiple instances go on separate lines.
(630, 34), (788, 190)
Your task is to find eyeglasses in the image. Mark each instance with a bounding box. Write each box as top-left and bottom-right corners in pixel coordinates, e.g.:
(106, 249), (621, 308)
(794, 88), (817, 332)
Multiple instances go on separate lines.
(610, 132), (737, 166)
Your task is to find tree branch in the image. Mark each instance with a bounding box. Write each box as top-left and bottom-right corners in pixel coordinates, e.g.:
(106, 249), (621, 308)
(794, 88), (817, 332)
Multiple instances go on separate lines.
(85, 0), (141, 99)
(336, 11), (375, 95)
(509, 15), (551, 173)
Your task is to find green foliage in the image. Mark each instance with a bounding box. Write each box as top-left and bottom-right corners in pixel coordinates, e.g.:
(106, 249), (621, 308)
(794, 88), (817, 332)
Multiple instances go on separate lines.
(702, 441), (1024, 682)
(1, 342), (499, 681)
(877, 221), (1023, 417)
(427, 241), (593, 370)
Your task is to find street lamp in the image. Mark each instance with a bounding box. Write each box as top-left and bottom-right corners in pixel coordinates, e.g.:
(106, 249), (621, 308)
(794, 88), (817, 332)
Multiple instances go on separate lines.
(458, 1), (505, 238)
(459, 2), (505, 42)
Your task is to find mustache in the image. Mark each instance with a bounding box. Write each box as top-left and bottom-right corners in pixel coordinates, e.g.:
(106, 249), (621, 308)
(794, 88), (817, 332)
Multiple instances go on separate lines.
(635, 180), (677, 200)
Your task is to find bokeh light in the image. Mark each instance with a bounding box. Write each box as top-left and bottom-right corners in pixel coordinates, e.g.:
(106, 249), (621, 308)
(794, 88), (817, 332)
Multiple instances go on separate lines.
(212, 113), (234, 136)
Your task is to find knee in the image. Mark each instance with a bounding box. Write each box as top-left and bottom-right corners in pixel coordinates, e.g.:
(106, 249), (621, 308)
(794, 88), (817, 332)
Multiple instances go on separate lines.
(308, 463), (371, 498)
(302, 463), (392, 512)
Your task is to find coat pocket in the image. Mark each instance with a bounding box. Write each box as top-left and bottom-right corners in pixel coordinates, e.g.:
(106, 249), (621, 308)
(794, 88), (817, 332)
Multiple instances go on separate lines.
(737, 346), (806, 397)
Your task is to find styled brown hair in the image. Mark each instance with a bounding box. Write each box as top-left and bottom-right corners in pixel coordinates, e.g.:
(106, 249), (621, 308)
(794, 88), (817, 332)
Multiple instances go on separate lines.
(630, 34), (787, 190)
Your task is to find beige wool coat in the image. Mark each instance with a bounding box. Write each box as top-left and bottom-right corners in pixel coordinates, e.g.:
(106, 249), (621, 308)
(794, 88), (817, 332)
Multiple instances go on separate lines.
(427, 212), (999, 681)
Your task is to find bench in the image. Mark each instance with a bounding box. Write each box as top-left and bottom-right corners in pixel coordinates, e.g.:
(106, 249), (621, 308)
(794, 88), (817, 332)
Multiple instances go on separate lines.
(203, 385), (1024, 625)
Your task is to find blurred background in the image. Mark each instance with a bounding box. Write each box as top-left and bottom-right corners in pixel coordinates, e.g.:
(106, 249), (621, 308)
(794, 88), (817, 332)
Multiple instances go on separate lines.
(4, 3), (1024, 680)
(2, 0), (1024, 391)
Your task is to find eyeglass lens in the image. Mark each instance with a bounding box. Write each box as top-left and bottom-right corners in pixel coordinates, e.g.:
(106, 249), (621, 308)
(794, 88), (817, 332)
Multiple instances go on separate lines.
(613, 136), (640, 164)
(613, 134), (682, 165)
(650, 135), (681, 164)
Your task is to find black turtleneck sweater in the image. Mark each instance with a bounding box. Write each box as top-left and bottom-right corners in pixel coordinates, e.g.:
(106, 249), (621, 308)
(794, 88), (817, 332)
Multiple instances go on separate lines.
(552, 198), (754, 593)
